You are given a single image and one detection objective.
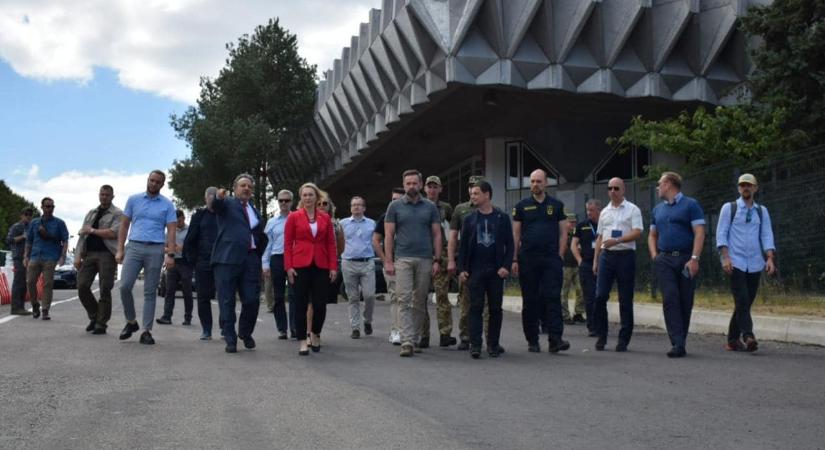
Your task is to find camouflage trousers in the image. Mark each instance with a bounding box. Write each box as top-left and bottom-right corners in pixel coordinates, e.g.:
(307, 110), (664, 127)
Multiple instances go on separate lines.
(561, 266), (584, 320)
(419, 257), (453, 339)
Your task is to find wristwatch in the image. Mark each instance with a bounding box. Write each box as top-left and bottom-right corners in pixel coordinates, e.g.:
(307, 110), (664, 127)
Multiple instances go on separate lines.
(691, 255), (700, 261)
(167, 252), (175, 258)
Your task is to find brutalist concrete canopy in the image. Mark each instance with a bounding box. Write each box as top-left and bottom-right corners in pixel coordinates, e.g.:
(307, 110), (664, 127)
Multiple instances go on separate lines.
(277, 0), (756, 190)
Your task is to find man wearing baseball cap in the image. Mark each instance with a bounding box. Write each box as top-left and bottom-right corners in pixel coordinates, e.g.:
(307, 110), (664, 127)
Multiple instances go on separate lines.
(715, 173), (776, 353)
(424, 175), (456, 348)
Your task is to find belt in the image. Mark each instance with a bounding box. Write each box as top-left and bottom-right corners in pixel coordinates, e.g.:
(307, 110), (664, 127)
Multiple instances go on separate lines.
(129, 240), (164, 245)
(658, 250), (691, 257)
(605, 249), (635, 255)
(345, 257), (372, 262)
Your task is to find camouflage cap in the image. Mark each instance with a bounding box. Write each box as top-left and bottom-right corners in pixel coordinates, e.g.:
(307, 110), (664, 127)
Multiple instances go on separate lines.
(425, 175), (442, 186)
(565, 212), (577, 220)
(467, 175), (485, 186)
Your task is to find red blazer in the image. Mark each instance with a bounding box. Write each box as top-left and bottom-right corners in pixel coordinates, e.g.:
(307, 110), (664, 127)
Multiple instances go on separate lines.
(284, 208), (338, 271)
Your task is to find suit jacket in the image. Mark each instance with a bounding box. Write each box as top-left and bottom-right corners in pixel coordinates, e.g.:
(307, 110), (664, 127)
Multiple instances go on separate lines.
(457, 207), (514, 275)
(183, 207), (218, 270)
(210, 196), (267, 266)
(283, 208), (338, 271)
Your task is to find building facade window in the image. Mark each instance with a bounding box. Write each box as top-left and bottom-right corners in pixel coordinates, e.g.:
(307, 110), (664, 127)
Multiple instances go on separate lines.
(438, 156), (483, 207)
(505, 140), (560, 212)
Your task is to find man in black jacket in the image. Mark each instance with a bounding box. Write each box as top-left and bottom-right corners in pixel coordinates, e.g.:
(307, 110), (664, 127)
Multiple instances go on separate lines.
(457, 181), (514, 359)
(183, 187), (219, 340)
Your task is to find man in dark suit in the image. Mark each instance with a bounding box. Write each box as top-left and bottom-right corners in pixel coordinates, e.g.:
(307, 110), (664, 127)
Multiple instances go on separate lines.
(184, 187), (219, 340)
(212, 174), (268, 353)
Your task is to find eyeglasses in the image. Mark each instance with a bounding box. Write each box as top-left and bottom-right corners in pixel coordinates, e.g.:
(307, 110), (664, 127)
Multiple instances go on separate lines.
(277, 199), (291, 203)
(607, 186), (620, 191)
(320, 201), (329, 206)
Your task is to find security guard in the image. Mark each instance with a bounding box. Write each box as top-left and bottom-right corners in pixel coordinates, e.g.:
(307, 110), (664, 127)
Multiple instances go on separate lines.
(423, 175), (455, 348)
(511, 169), (570, 353)
(571, 199), (601, 336)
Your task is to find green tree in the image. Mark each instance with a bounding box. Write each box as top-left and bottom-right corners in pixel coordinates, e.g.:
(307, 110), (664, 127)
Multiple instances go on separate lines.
(170, 18), (317, 212)
(0, 180), (38, 251)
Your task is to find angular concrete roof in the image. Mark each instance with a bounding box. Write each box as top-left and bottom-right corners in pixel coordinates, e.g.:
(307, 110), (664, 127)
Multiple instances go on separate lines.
(277, 0), (757, 186)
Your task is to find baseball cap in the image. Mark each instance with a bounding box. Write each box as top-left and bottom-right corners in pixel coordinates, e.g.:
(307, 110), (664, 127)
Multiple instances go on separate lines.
(565, 212), (577, 220)
(467, 175), (485, 186)
(738, 173), (757, 186)
(425, 175), (442, 186)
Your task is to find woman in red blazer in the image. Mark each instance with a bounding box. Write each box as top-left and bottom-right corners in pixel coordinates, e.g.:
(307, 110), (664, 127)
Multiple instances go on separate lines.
(284, 182), (338, 355)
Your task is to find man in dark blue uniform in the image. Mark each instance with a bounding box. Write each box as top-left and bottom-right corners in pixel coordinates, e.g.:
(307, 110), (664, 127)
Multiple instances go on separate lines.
(648, 171), (706, 358)
(184, 187), (219, 340)
(511, 169), (570, 353)
(571, 199), (601, 336)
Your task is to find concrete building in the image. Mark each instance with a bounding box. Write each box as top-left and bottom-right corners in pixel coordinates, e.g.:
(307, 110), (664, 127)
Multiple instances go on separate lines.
(278, 0), (764, 216)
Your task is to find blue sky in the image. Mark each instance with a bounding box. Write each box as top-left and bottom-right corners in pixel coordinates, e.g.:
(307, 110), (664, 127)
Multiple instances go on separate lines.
(0, 61), (189, 182)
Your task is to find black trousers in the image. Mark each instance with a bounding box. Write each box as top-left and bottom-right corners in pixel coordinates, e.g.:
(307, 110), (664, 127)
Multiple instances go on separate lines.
(11, 258), (27, 310)
(293, 265), (329, 338)
(727, 269), (761, 342)
(578, 259), (596, 332)
(518, 255), (563, 344)
(162, 260), (193, 320)
(268, 254), (293, 334)
(654, 253), (695, 348)
(468, 268), (504, 349)
(195, 267), (216, 333)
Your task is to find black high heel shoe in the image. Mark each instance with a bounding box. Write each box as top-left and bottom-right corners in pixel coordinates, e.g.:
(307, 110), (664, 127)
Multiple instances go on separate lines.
(310, 333), (321, 352)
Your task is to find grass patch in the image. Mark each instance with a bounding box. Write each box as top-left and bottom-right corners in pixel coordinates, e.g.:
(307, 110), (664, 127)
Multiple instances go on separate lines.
(502, 283), (825, 318)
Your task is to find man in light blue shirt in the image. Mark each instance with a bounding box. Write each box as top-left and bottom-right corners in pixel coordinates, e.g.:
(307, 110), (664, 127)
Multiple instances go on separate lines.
(262, 189), (296, 339)
(716, 173), (776, 352)
(116, 170), (178, 345)
(340, 196), (377, 338)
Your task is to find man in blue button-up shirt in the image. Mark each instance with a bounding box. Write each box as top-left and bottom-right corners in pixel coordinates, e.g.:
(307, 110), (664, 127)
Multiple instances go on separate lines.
(715, 173), (776, 352)
(340, 196), (377, 338)
(262, 189), (296, 339)
(24, 198), (69, 320)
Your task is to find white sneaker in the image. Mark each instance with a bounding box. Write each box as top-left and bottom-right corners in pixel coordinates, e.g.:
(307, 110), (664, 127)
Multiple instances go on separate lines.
(390, 330), (401, 345)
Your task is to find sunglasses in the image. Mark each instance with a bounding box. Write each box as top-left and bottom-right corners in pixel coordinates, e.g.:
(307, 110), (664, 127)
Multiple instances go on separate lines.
(746, 208), (753, 223)
(607, 186), (620, 191)
(320, 201), (329, 206)
(277, 199), (291, 203)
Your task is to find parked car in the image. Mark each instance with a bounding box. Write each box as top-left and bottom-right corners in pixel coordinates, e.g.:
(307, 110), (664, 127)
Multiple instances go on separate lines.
(53, 262), (77, 289)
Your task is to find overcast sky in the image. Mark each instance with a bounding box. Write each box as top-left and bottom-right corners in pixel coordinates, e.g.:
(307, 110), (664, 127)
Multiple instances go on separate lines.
(0, 0), (381, 240)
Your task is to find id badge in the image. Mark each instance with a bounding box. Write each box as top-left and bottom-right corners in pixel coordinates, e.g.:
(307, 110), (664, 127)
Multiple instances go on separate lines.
(591, 241), (596, 249)
(611, 229), (622, 239)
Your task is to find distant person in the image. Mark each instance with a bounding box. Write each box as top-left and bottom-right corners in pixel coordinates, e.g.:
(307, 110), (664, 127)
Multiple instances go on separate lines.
(24, 197), (69, 321)
(262, 189), (297, 340)
(211, 174), (268, 353)
(340, 196), (376, 339)
(560, 212), (584, 325)
(318, 192), (344, 305)
(75, 185), (122, 334)
(157, 209), (194, 326)
(457, 181), (513, 359)
(424, 175), (454, 348)
(116, 170), (178, 345)
(571, 199), (601, 336)
(592, 178), (643, 352)
(648, 171), (706, 358)
(716, 173), (776, 352)
(5, 207), (33, 315)
(384, 170), (442, 357)
(183, 187), (220, 340)
(511, 169), (569, 353)
(373, 187), (405, 345)
(284, 182), (337, 356)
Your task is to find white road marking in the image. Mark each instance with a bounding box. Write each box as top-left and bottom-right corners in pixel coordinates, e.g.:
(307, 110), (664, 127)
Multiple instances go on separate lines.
(0, 289), (98, 325)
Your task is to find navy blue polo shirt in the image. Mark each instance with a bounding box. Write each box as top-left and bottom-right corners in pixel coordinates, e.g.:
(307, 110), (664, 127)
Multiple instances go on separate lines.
(573, 220), (598, 261)
(650, 192), (706, 252)
(512, 194), (564, 257)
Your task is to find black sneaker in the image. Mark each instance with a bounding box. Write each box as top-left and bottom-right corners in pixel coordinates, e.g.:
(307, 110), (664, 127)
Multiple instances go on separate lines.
(418, 336), (429, 349)
(439, 335), (457, 347)
(86, 320), (96, 332)
(487, 345), (502, 357)
(32, 305), (40, 319)
(225, 343), (238, 353)
(91, 327), (107, 335)
(119, 322), (140, 340)
(667, 346), (687, 358)
(41, 309), (50, 321)
(457, 340), (470, 351)
(548, 336), (570, 353)
(351, 329), (360, 339)
(527, 342), (541, 353)
(156, 317), (172, 325)
(10, 308), (32, 316)
(182, 318), (192, 326)
(364, 323), (373, 335)
(615, 342), (628, 352)
(277, 332), (288, 340)
(240, 335), (256, 349)
(139, 331), (155, 345)
(595, 337), (606, 351)
(572, 314), (586, 323)
(470, 347), (481, 359)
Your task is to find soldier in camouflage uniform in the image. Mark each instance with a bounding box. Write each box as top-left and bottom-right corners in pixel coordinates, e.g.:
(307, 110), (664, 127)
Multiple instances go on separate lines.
(422, 175), (457, 348)
(448, 175), (491, 351)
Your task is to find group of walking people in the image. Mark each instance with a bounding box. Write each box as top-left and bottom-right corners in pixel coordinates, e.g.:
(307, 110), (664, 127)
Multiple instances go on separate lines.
(4, 167), (775, 359)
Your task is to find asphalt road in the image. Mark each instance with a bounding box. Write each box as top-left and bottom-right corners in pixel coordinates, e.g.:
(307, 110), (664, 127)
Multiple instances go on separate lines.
(1, 283), (823, 450)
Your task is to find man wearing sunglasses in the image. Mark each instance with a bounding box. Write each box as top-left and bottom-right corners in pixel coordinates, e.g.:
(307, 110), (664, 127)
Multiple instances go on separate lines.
(592, 178), (643, 352)
(715, 173), (776, 352)
(5, 207), (34, 315)
(262, 189), (298, 340)
(24, 198), (70, 320)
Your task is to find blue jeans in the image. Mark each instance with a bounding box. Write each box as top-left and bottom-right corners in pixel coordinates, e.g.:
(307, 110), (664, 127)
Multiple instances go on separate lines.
(119, 242), (164, 331)
(594, 250), (636, 344)
(468, 268), (504, 349)
(518, 255), (563, 343)
(214, 252), (261, 345)
(654, 253), (695, 348)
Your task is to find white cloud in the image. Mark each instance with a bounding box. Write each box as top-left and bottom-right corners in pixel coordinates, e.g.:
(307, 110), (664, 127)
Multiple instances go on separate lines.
(0, 0), (381, 103)
(8, 166), (175, 250)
